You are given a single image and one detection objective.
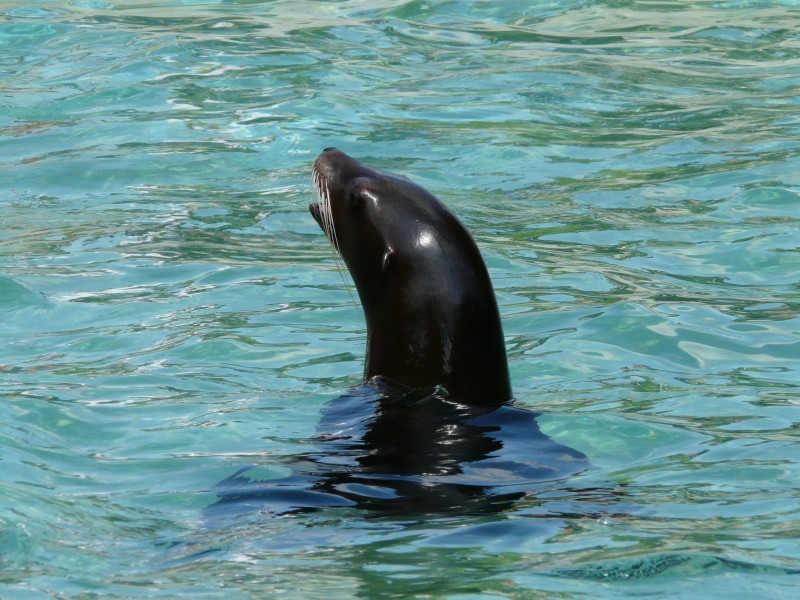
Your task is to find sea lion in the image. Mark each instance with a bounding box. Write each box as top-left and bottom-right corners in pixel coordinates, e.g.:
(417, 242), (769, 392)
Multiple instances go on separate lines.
(205, 151), (593, 520)
(309, 148), (512, 405)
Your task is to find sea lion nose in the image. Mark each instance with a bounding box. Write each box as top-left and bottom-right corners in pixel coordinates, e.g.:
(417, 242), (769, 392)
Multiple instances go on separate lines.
(323, 146), (336, 153)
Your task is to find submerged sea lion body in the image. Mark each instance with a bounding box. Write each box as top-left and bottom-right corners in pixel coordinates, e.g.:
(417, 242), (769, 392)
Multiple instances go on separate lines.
(209, 377), (591, 518)
(310, 148), (511, 405)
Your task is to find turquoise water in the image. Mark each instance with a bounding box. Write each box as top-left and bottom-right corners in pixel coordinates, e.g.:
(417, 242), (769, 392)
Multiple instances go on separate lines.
(2, 0), (800, 597)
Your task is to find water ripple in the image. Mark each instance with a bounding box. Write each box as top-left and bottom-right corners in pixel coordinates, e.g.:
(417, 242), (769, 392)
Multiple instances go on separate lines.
(2, 0), (800, 597)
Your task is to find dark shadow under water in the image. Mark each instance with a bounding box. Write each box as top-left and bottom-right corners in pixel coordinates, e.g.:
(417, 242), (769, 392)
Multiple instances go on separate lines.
(207, 377), (599, 521)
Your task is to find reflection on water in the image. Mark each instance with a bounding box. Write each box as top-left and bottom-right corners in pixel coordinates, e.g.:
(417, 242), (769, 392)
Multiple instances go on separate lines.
(208, 377), (595, 519)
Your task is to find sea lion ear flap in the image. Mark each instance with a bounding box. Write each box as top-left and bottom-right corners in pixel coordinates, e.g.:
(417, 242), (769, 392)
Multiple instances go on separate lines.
(382, 246), (395, 272)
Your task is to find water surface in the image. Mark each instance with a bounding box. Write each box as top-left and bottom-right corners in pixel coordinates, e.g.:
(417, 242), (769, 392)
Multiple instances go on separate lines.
(2, 1), (799, 598)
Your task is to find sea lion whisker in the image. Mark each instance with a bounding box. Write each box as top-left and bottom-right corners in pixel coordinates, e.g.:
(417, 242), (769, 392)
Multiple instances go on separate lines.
(324, 180), (358, 308)
(312, 165), (357, 308)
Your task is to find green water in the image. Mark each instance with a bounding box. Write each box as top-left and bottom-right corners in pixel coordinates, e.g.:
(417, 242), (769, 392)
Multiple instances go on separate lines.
(2, 0), (799, 597)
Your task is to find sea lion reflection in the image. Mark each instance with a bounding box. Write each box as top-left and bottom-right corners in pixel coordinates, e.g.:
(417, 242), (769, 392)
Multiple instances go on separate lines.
(209, 378), (589, 518)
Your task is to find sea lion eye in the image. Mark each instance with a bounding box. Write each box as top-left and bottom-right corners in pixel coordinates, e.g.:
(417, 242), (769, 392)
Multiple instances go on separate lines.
(347, 190), (364, 211)
(348, 180), (380, 213)
(347, 181), (367, 212)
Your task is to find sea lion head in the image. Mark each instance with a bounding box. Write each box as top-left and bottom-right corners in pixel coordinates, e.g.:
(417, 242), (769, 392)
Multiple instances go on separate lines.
(310, 148), (433, 290)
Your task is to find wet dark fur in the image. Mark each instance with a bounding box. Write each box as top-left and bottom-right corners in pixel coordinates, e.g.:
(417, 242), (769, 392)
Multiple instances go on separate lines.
(310, 148), (511, 405)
